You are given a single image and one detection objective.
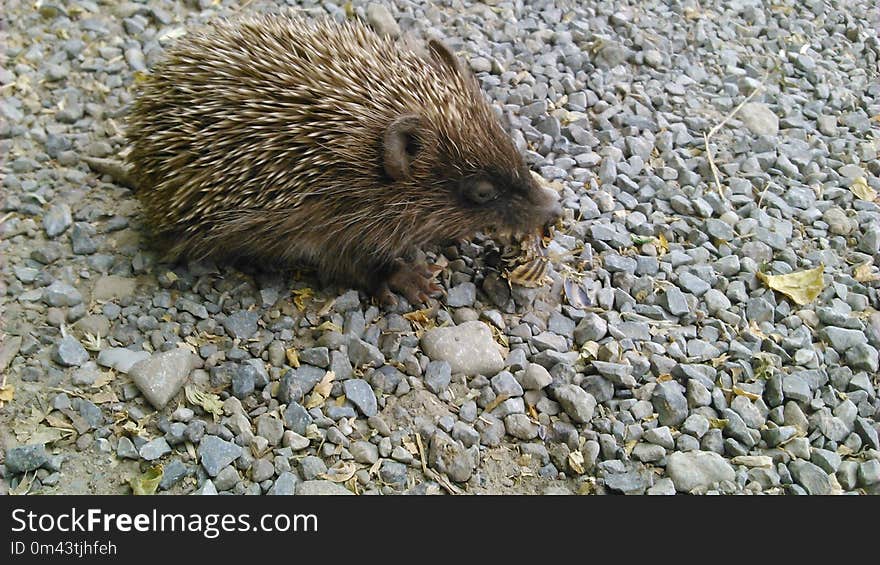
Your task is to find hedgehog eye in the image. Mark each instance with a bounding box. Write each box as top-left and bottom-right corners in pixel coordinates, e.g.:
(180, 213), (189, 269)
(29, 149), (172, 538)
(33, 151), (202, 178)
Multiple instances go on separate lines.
(464, 180), (499, 205)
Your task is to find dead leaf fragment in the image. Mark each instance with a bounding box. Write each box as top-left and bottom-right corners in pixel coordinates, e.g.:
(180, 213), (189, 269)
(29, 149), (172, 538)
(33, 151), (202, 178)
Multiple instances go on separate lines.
(757, 265), (824, 306)
(304, 371), (335, 409)
(850, 176), (877, 202)
(184, 385), (223, 421)
(321, 461), (357, 483)
(854, 262), (880, 283)
(285, 348), (300, 368)
(568, 450), (585, 475)
(130, 465), (163, 495)
(0, 384), (14, 402)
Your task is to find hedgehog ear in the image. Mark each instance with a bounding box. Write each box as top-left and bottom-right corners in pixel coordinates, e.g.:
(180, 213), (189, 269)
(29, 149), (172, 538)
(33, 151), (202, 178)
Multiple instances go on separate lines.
(383, 114), (423, 181)
(427, 39), (462, 74)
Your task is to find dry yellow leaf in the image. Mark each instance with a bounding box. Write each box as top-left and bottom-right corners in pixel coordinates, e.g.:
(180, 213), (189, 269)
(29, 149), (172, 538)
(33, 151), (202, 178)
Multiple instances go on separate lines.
(484, 393), (511, 413)
(756, 264), (824, 306)
(291, 288), (314, 311)
(0, 384), (14, 402)
(850, 176), (877, 201)
(304, 371), (336, 409)
(321, 461), (357, 483)
(854, 262), (880, 283)
(130, 465), (163, 495)
(184, 385), (223, 421)
(657, 232), (669, 255)
(91, 389), (119, 404)
(732, 386), (760, 401)
(285, 348), (300, 368)
(314, 370), (335, 398)
(568, 451), (585, 475)
(316, 321), (342, 333)
(709, 418), (729, 429)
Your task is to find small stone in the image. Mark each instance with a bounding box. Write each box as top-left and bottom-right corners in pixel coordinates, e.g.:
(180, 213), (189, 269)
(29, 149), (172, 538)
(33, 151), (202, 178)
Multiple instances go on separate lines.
(519, 364), (552, 390)
(342, 379), (377, 417)
(380, 460), (408, 485)
(139, 438), (171, 461)
(43, 281), (82, 307)
(421, 321), (505, 376)
(222, 311), (259, 340)
(652, 381), (688, 427)
(666, 451), (735, 493)
(96, 347), (150, 373)
(739, 103), (779, 136)
(266, 472), (299, 495)
(429, 431), (477, 482)
(43, 203), (73, 237)
(424, 360), (452, 394)
(5, 444), (49, 474)
(53, 335), (89, 367)
(231, 365), (255, 399)
(300, 456), (328, 481)
(554, 384), (597, 423)
(504, 414), (539, 440)
(116, 436), (139, 460)
(348, 337), (385, 367)
(820, 327), (868, 353)
(283, 431), (311, 450)
(663, 286), (690, 316)
(255, 415), (284, 446)
(446, 282), (477, 307)
(366, 2), (400, 38)
(351, 441), (379, 465)
(198, 436), (243, 478)
(296, 480), (354, 495)
(677, 272), (710, 296)
(159, 459), (189, 490)
(282, 402), (313, 435)
(789, 459), (833, 495)
(858, 460), (880, 486)
(491, 371), (524, 397)
(574, 313), (607, 344)
(129, 349), (198, 409)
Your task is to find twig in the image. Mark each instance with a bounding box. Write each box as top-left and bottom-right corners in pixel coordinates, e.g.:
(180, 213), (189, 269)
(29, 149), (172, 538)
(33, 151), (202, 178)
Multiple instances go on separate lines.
(704, 84), (766, 200)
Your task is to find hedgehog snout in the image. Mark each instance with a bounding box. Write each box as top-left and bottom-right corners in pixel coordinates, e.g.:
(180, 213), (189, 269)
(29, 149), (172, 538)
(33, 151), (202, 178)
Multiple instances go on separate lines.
(533, 186), (562, 228)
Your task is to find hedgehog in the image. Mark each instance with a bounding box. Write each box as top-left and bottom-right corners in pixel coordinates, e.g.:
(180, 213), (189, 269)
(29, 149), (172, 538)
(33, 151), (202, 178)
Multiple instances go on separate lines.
(127, 14), (562, 305)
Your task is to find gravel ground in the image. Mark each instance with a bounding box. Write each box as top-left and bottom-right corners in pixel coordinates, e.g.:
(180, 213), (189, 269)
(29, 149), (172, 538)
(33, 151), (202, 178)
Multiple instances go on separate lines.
(1, 0), (879, 495)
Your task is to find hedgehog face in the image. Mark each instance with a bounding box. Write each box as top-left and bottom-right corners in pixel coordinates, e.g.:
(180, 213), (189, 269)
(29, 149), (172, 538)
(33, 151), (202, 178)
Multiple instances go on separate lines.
(455, 164), (562, 239)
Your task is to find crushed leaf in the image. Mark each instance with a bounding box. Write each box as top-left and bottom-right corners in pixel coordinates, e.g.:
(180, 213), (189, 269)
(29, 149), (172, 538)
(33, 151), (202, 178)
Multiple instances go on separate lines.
(321, 461), (357, 483)
(483, 393), (510, 413)
(316, 321), (342, 333)
(854, 262), (880, 283)
(709, 418), (728, 429)
(130, 465), (163, 495)
(285, 348), (300, 368)
(184, 385), (223, 421)
(756, 264), (824, 306)
(568, 451), (585, 475)
(304, 370), (335, 409)
(0, 384), (14, 402)
(656, 232), (669, 255)
(291, 287), (314, 311)
(850, 176), (877, 201)
(732, 386), (760, 401)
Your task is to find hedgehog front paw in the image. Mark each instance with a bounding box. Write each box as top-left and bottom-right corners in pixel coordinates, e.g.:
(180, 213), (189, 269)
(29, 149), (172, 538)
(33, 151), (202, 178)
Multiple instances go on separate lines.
(377, 259), (443, 307)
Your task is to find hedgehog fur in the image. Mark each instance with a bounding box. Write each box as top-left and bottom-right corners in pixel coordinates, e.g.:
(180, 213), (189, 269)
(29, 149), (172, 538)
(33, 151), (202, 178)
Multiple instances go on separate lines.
(127, 14), (561, 304)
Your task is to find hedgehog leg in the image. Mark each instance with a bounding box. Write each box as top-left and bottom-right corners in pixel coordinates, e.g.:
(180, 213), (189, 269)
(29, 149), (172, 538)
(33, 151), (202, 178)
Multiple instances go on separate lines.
(377, 257), (443, 307)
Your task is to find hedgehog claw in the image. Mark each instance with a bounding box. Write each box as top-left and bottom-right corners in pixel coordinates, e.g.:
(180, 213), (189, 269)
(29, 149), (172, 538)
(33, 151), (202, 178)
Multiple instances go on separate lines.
(382, 259), (443, 307)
